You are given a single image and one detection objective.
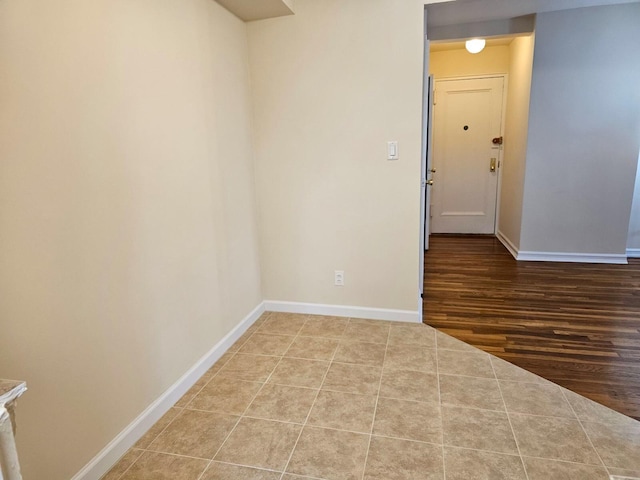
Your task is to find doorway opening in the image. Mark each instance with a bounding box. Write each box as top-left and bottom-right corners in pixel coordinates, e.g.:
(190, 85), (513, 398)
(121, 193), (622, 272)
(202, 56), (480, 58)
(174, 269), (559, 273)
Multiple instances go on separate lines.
(425, 35), (533, 242)
(418, 0), (640, 426)
(420, 33), (536, 320)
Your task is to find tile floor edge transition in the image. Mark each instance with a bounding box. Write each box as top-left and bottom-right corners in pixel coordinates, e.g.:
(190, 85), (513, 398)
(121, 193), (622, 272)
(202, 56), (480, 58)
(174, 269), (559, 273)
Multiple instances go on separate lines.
(90, 311), (640, 480)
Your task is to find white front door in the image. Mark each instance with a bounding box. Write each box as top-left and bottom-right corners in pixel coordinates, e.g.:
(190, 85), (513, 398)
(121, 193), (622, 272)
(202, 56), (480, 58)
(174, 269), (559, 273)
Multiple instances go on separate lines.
(431, 77), (504, 234)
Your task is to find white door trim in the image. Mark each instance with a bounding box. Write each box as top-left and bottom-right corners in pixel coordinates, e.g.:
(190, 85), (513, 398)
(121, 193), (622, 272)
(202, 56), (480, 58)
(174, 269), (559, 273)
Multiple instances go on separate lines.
(434, 73), (508, 235)
(494, 74), (509, 235)
(418, 31), (431, 322)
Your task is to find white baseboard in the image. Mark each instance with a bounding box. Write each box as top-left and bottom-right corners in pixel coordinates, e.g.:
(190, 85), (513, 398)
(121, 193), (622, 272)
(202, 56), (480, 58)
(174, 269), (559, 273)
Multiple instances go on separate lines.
(516, 251), (628, 264)
(496, 230), (518, 259)
(264, 300), (420, 323)
(627, 248), (640, 258)
(496, 231), (628, 264)
(71, 302), (265, 480)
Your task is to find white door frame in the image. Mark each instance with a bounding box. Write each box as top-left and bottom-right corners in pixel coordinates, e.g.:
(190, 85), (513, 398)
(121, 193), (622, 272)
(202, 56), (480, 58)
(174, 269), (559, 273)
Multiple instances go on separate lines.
(433, 73), (508, 235)
(418, 32), (430, 322)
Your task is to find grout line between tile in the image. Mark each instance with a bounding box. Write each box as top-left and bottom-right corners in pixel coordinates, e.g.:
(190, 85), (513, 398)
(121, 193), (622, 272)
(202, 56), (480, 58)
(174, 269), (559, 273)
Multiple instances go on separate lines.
(359, 322), (391, 480)
(179, 353), (237, 408)
(277, 317), (344, 480)
(442, 446), (623, 472)
(142, 448), (211, 461)
(437, 346), (491, 355)
(367, 432), (442, 448)
(228, 318), (266, 351)
(195, 318), (304, 480)
(435, 325), (447, 480)
(107, 447), (144, 480)
(281, 473), (329, 480)
(559, 387), (609, 472)
(261, 381), (320, 391)
(442, 443), (520, 458)
(104, 312), (267, 480)
(180, 406), (248, 416)
(179, 410), (446, 446)
(487, 408), (573, 419)
(232, 352), (316, 359)
(496, 376), (560, 387)
(237, 339), (297, 357)
(192, 401), (256, 477)
(438, 371), (497, 380)
(230, 350), (516, 380)
(108, 341), (247, 479)
(206, 459), (284, 475)
(241, 414), (308, 426)
(502, 410), (620, 422)
(490, 354), (530, 480)
(440, 402), (507, 414)
(520, 453), (617, 469)
(136, 403), (189, 453)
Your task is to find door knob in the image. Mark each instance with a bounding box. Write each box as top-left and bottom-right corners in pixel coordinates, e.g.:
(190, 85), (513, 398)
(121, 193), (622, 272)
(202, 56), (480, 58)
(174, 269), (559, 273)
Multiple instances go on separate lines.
(490, 158), (497, 172)
(426, 179), (434, 186)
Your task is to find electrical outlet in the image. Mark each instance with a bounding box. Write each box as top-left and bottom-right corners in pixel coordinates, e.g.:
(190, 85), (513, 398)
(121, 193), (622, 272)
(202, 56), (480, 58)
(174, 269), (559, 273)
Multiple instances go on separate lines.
(334, 270), (344, 286)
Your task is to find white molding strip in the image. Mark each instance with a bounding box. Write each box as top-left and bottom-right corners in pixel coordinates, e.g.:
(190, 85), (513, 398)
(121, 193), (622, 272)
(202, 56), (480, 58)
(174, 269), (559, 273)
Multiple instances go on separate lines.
(627, 248), (640, 258)
(264, 300), (420, 323)
(496, 230), (518, 260)
(517, 251), (628, 264)
(71, 302), (265, 480)
(496, 230), (628, 264)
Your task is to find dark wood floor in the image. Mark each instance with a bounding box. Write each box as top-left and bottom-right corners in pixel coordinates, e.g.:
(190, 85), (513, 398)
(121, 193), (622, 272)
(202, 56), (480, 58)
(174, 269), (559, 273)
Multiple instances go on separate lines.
(423, 235), (640, 421)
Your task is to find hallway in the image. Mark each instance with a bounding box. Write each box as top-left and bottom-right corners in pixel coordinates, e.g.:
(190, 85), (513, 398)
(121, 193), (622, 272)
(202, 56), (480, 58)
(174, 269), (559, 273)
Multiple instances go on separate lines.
(423, 235), (640, 421)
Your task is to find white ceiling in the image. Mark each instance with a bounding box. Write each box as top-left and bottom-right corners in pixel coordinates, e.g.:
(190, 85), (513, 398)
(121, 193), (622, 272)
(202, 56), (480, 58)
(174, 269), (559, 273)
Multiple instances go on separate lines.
(427, 0), (640, 27)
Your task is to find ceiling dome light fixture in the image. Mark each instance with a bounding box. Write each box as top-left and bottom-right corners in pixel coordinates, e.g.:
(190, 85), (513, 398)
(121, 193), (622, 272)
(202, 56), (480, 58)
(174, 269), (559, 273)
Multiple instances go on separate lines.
(465, 38), (486, 54)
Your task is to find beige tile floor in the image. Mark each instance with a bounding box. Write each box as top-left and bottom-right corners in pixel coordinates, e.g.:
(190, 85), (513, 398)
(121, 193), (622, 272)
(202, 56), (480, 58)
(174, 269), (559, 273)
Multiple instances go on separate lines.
(102, 312), (640, 480)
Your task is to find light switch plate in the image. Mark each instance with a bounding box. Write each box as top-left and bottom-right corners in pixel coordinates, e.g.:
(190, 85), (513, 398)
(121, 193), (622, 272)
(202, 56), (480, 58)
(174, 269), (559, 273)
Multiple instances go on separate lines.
(387, 141), (399, 160)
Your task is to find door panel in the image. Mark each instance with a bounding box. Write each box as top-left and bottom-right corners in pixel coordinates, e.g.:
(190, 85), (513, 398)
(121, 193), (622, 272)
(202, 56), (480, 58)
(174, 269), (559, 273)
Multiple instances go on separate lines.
(431, 77), (504, 234)
(425, 74), (435, 250)
(419, 39), (430, 316)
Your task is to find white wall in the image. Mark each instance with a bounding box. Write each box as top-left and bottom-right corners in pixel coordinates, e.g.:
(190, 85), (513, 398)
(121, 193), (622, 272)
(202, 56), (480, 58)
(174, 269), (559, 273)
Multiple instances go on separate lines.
(498, 35), (535, 249)
(627, 154), (640, 252)
(429, 45), (510, 78)
(0, 1), (262, 478)
(520, 3), (640, 255)
(248, 0), (426, 312)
